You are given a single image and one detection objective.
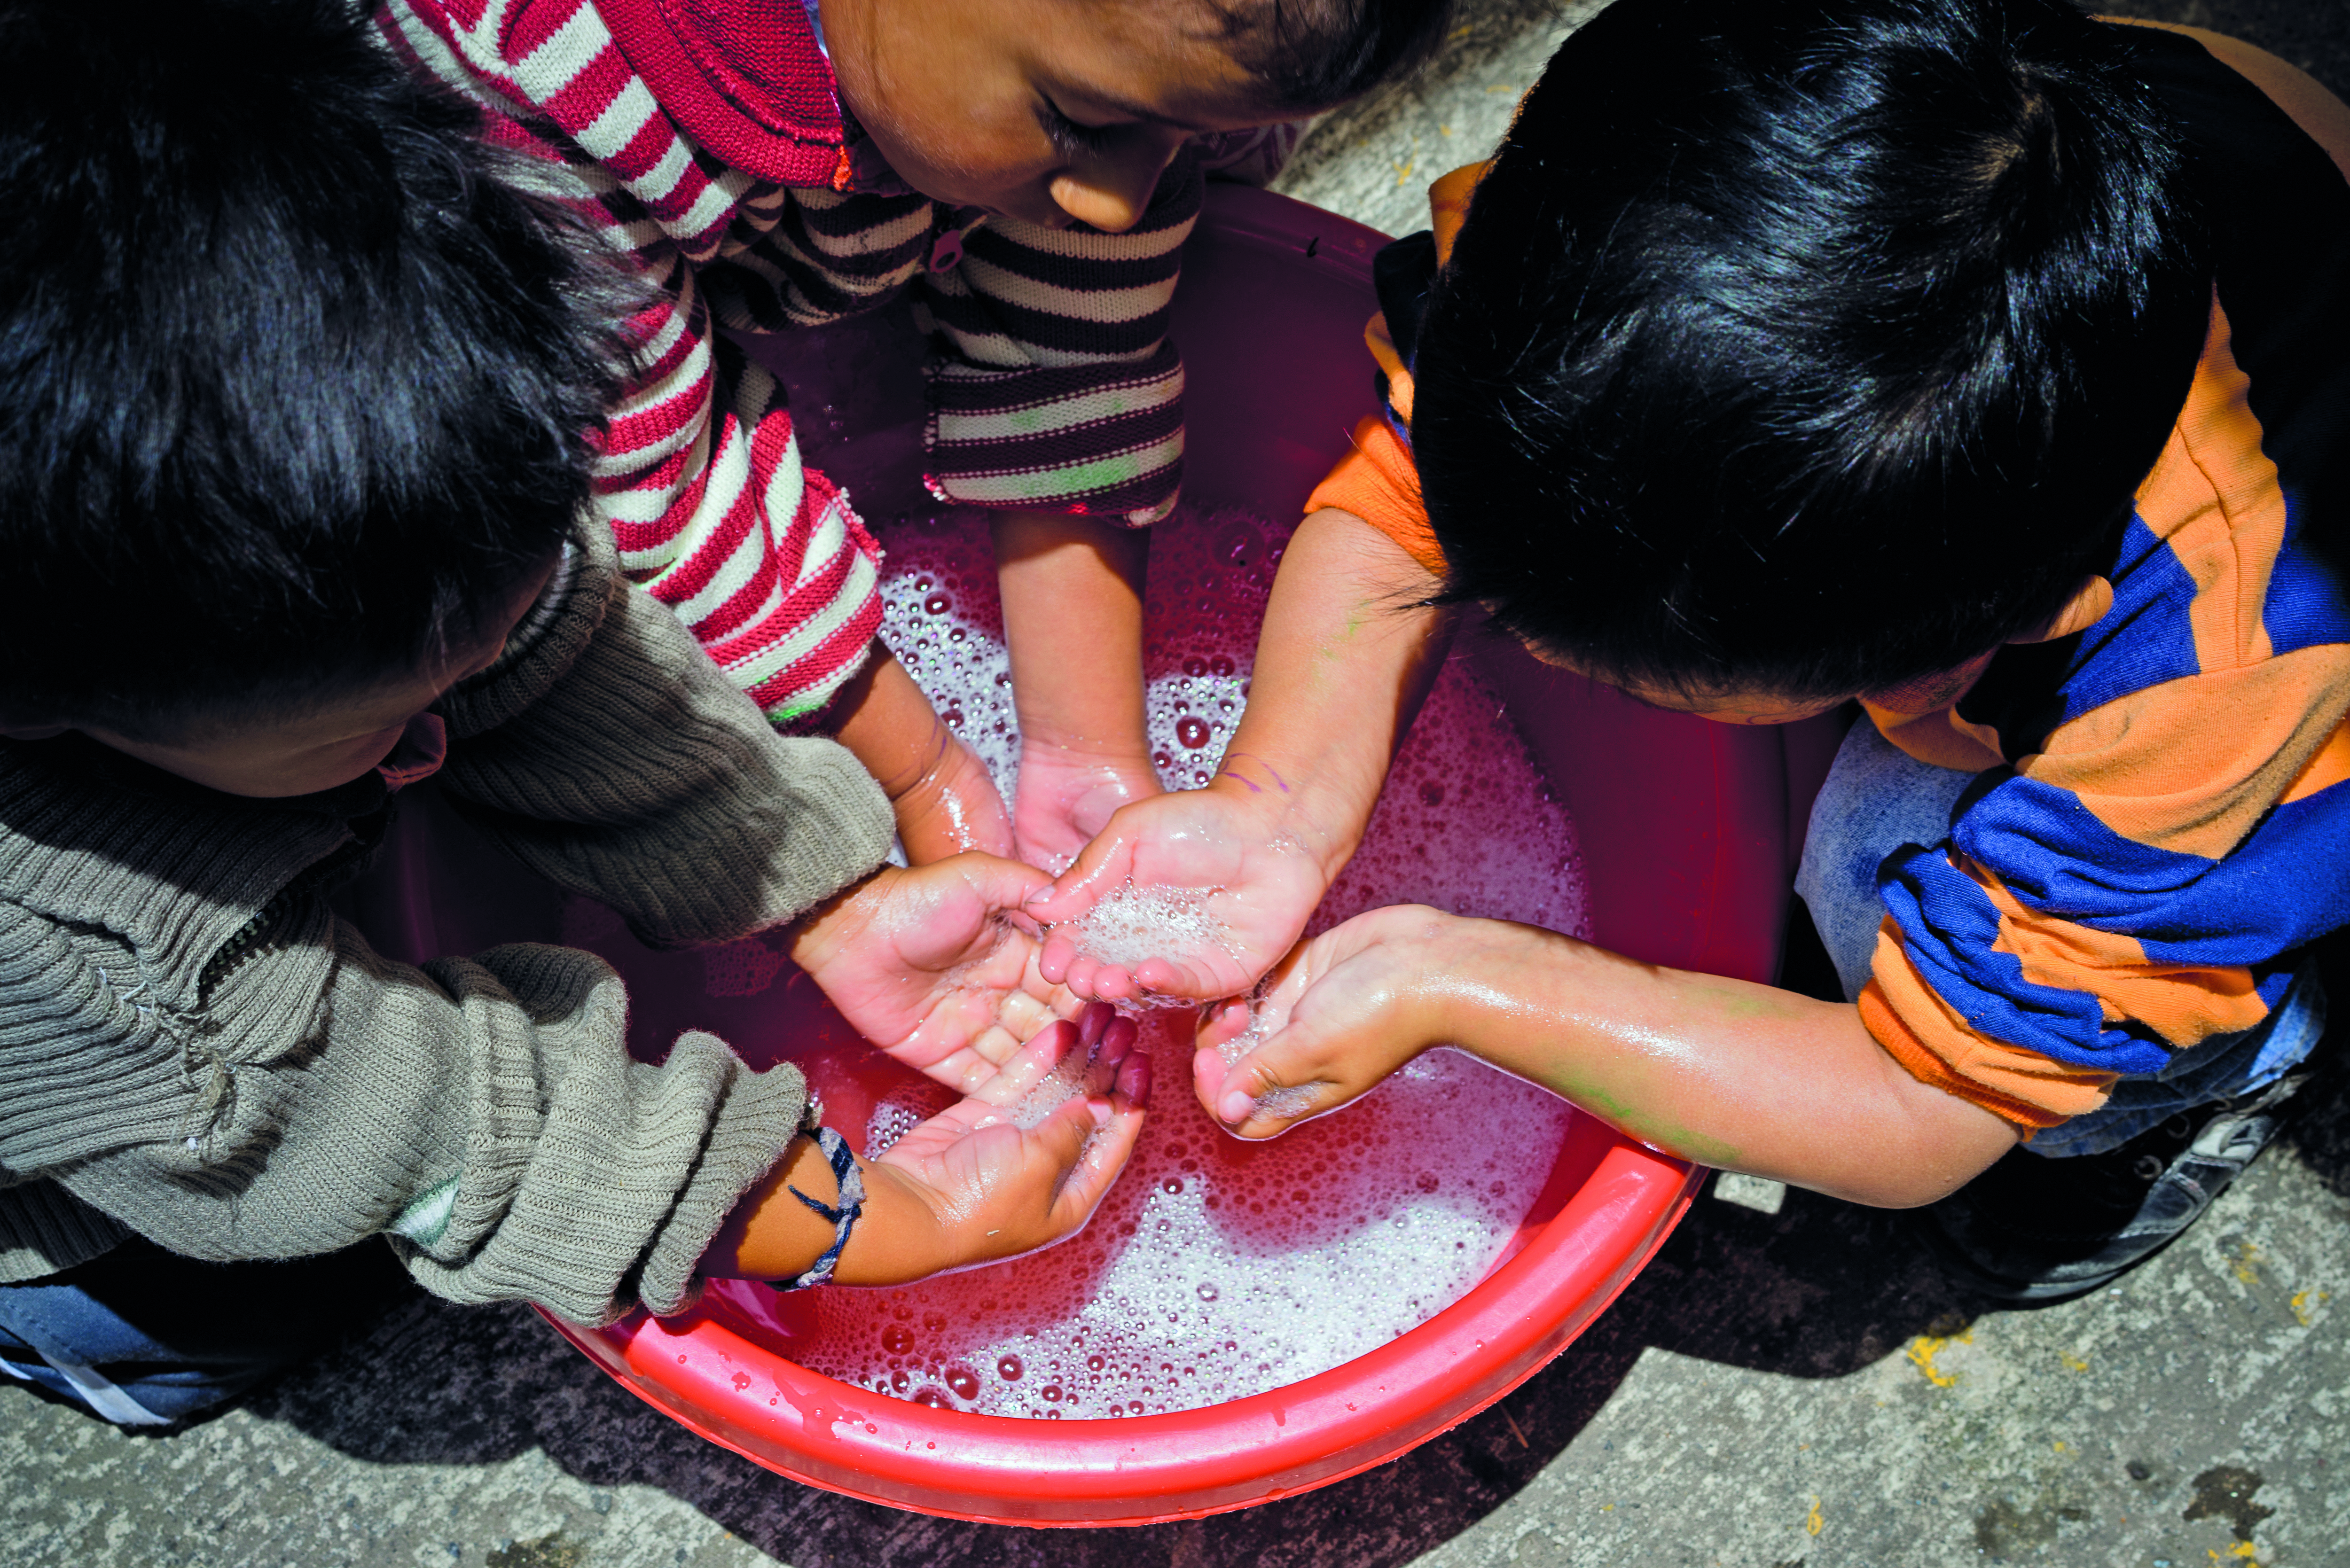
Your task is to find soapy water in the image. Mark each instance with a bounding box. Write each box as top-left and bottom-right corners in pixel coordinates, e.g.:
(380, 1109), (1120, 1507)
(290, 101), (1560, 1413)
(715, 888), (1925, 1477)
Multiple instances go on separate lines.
(1057, 881), (1242, 983)
(728, 501), (1590, 1420)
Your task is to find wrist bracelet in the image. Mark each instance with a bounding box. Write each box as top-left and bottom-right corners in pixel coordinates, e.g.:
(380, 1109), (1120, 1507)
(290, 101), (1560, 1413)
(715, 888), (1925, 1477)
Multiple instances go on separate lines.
(776, 1123), (865, 1292)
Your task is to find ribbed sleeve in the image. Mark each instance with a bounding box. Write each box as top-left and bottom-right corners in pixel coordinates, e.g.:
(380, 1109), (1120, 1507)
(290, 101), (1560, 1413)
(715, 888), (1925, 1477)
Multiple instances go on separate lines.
(10, 917), (805, 1321)
(917, 155), (1200, 526)
(437, 530), (893, 947)
(0, 1180), (132, 1284)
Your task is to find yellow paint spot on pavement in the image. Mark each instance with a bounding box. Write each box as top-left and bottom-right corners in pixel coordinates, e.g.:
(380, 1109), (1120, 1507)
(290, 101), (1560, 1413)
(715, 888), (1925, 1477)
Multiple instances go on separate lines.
(1806, 1497), (1825, 1537)
(2059, 1350), (2090, 1373)
(1906, 1328), (1972, 1388)
(2289, 1288), (2327, 1326)
(2232, 1240), (2262, 1286)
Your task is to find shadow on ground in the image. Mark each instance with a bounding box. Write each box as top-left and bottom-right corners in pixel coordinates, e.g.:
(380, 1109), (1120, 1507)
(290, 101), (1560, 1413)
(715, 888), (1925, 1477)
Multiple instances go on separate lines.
(221, 1155), (1979, 1568)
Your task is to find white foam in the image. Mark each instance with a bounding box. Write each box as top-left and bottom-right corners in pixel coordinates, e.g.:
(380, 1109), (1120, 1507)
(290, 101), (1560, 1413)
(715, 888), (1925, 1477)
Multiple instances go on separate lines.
(812, 501), (1588, 1419)
(1057, 881), (1239, 973)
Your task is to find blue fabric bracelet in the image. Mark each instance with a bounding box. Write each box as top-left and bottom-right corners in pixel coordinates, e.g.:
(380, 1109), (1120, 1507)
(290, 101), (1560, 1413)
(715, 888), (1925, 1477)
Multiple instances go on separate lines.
(777, 1124), (864, 1292)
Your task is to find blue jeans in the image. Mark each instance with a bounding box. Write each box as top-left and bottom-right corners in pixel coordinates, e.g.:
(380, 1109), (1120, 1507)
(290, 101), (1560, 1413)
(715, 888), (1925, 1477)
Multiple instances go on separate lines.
(1793, 720), (2328, 1157)
(0, 1236), (407, 1426)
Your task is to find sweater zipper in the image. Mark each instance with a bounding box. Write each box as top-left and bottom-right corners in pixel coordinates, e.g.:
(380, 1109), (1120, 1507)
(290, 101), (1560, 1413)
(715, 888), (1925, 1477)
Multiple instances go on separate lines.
(197, 891), (292, 1006)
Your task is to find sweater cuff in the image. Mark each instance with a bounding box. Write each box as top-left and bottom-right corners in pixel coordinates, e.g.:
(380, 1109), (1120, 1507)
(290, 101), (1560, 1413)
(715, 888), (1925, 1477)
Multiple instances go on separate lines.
(924, 343), (1184, 526)
(631, 1034), (814, 1318)
(0, 1179), (134, 1283)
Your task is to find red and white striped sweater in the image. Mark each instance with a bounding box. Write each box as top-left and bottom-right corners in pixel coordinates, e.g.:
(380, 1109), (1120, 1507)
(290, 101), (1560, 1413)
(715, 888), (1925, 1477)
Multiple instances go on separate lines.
(378, 0), (1286, 721)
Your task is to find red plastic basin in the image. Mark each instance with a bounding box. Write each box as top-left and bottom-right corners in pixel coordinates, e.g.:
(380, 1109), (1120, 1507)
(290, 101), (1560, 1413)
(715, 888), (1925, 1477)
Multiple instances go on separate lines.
(363, 186), (1809, 1525)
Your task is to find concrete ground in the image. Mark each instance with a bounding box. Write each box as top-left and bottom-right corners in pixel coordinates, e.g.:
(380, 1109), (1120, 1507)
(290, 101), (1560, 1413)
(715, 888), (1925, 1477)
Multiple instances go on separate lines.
(7, 3), (2349, 1565)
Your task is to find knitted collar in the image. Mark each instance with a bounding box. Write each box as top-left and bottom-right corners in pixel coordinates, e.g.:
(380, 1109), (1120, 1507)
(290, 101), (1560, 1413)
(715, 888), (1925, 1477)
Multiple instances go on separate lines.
(596, 0), (853, 187)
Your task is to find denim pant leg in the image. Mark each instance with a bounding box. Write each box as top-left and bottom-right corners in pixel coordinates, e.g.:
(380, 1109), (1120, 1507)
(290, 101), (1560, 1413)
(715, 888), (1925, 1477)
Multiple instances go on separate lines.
(0, 1236), (409, 1426)
(1792, 720), (1977, 1004)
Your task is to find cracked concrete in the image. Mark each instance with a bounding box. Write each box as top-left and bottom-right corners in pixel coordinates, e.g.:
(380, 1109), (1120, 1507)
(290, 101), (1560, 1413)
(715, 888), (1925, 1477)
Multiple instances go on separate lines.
(6, 2), (2348, 1564)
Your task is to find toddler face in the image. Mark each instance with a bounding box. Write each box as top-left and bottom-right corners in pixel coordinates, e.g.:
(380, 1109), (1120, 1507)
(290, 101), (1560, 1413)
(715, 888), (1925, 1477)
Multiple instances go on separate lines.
(823, 0), (1276, 232)
(6, 559), (556, 799)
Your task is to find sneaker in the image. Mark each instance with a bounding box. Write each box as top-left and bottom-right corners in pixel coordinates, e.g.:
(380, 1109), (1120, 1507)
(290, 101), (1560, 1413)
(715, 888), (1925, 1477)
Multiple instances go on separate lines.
(1910, 1068), (2316, 1303)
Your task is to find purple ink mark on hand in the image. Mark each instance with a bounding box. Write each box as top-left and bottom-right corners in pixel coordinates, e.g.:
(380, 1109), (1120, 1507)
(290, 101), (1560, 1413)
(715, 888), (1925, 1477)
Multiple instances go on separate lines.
(1223, 753), (1291, 794)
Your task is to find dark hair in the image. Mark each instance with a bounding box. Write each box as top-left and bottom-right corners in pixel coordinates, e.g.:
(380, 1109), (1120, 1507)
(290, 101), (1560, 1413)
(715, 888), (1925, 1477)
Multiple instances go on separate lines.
(1411, 0), (2211, 701)
(0, 0), (636, 740)
(1214, 0), (1455, 111)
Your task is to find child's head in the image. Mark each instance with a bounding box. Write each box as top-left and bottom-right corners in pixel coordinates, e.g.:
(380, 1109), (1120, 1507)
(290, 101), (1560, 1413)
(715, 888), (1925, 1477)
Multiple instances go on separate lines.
(1410, 0), (2212, 714)
(0, 0), (634, 795)
(822, 0), (1454, 232)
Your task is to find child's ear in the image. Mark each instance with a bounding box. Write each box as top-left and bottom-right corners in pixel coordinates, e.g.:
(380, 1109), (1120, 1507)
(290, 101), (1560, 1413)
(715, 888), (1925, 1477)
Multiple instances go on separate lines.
(2011, 577), (2114, 645)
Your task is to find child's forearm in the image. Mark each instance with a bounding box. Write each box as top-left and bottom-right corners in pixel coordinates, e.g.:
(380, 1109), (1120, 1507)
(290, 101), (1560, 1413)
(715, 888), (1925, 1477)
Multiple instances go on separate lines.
(702, 1134), (948, 1285)
(1211, 507), (1458, 873)
(825, 642), (1010, 861)
(828, 644), (950, 795)
(1420, 919), (2019, 1207)
(994, 511), (1152, 764)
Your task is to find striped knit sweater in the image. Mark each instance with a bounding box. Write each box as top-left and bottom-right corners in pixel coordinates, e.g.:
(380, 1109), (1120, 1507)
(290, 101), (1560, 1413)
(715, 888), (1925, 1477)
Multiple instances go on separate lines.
(378, 0), (1279, 722)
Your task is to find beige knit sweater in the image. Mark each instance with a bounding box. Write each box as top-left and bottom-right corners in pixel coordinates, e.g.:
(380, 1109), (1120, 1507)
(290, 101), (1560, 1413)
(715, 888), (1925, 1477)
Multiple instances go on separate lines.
(0, 530), (893, 1324)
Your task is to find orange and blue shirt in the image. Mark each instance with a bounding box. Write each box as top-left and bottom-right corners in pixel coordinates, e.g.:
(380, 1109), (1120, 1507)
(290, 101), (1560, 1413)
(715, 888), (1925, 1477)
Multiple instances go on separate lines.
(1313, 26), (2350, 1130)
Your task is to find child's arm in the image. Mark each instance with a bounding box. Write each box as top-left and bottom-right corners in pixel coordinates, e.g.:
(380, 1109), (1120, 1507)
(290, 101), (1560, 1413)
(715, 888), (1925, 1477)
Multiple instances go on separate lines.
(705, 1013), (1149, 1283)
(1026, 507), (1457, 1000)
(993, 511), (1162, 872)
(1197, 905), (2021, 1209)
(825, 644), (1014, 863)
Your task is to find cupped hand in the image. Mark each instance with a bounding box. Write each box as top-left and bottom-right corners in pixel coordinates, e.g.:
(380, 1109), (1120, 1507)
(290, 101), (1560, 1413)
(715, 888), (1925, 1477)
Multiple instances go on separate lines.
(892, 728), (1015, 865)
(790, 854), (1083, 1093)
(1010, 739), (1161, 875)
(1024, 778), (1335, 1002)
(1192, 903), (1458, 1139)
(863, 1010), (1152, 1276)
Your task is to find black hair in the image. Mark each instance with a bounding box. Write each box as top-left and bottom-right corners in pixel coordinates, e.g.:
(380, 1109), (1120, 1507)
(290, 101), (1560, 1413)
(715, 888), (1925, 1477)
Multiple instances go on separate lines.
(1214, 0), (1455, 111)
(0, 0), (637, 740)
(1410, 0), (2212, 702)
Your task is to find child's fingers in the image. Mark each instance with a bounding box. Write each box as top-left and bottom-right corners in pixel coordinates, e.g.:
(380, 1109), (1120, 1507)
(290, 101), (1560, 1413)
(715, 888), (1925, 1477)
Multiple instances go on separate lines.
(1206, 1032), (1329, 1140)
(1131, 955), (1214, 1000)
(1033, 1086), (1148, 1227)
(1022, 834), (1136, 927)
(943, 850), (1058, 920)
(1046, 942), (1138, 1002)
(1194, 995), (1255, 1054)
(967, 1017), (1081, 1108)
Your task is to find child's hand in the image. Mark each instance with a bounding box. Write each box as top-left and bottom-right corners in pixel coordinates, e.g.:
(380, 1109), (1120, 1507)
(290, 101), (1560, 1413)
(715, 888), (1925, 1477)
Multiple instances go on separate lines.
(892, 727), (1015, 865)
(709, 1015), (1150, 1286)
(823, 648), (1014, 866)
(853, 1012), (1152, 1280)
(790, 854), (1080, 1093)
(1023, 777), (1337, 1001)
(1192, 903), (1459, 1139)
(1010, 742), (1161, 874)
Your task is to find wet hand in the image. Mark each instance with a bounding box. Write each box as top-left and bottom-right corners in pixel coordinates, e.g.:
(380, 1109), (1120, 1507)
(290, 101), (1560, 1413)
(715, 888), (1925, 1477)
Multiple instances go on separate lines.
(853, 1011), (1152, 1280)
(1024, 779), (1335, 1001)
(892, 727), (1014, 865)
(1010, 740), (1161, 875)
(790, 854), (1084, 1093)
(1192, 904), (1459, 1139)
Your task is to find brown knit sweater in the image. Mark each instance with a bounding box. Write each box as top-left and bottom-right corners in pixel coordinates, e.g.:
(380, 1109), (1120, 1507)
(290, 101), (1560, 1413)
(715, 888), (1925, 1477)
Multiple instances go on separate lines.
(0, 530), (893, 1324)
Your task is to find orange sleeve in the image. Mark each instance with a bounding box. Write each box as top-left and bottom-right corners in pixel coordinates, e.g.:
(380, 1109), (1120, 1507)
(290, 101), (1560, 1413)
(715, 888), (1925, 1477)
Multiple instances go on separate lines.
(1300, 163), (1499, 581)
(1305, 415), (1446, 579)
(1857, 920), (2119, 1130)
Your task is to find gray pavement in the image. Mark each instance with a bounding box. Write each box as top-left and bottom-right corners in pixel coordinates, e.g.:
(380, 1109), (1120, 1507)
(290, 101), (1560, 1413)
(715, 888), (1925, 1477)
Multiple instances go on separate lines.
(8, 3), (2349, 1565)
